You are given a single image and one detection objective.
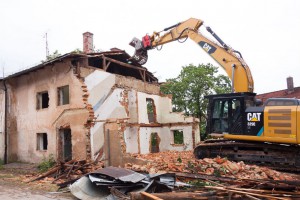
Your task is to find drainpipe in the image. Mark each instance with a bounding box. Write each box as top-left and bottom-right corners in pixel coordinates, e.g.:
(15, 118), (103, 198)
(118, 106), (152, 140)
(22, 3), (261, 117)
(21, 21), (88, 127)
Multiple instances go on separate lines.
(2, 80), (8, 164)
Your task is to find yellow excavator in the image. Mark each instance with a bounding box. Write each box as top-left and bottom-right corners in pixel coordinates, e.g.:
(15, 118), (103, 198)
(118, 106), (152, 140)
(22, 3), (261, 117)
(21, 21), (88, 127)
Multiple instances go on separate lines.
(129, 18), (300, 170)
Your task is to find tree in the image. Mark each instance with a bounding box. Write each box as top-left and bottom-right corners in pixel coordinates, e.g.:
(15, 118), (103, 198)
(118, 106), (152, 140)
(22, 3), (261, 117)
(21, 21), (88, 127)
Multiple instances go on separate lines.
(160, 63), (231, 139)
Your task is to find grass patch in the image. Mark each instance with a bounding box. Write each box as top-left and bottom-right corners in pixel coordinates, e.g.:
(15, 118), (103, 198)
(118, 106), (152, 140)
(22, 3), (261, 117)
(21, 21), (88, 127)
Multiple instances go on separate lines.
(0, 159), (4, 170)
(37, 155), (56, 173)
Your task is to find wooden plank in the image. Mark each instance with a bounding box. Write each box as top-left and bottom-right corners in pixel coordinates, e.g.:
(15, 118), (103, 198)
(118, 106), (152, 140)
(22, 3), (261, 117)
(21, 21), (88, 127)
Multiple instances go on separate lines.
(104, 56), (146, 71)
(141, 192), (163, 200)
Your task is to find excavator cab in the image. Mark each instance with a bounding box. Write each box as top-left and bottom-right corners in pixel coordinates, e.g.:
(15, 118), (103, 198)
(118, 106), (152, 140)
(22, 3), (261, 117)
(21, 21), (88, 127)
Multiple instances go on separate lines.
(206, 92), (257, 136)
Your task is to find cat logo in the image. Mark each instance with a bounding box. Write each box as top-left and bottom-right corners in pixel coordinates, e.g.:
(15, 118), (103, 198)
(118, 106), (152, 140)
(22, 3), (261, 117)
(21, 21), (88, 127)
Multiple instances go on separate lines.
(247, 113), (261, 122)
(202, 43), (212, 52)
(198, 41), (216, 54)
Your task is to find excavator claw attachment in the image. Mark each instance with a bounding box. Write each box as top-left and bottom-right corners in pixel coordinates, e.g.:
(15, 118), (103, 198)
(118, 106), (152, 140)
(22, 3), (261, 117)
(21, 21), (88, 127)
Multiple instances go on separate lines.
(129, 37), (148, 65)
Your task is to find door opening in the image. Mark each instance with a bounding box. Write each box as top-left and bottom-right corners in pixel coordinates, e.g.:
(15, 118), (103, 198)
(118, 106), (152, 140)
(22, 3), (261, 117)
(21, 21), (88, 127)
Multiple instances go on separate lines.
(59, 128), (72, 161)
(150, 132), (159, 153)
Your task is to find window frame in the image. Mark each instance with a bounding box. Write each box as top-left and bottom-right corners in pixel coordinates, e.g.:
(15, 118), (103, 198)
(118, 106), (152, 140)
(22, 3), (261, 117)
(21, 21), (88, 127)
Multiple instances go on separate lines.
(36, 133), (48, 151)
(57, 85), (70, 106)
(172, 129), (184, 145)
(36, 91), (49, 110)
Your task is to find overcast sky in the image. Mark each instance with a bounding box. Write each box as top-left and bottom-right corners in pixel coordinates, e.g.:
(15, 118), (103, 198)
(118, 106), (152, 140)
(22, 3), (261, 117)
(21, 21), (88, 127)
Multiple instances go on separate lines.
(1, 0), (299, 94)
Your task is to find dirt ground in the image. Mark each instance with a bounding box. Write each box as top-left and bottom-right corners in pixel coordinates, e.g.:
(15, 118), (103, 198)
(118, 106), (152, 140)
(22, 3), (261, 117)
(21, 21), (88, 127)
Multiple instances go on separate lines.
(0, 163), (76, 200)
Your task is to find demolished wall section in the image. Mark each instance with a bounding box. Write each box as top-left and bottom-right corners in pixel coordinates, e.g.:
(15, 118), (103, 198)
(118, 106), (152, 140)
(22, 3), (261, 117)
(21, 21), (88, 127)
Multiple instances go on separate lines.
(85, 69), (200, 163)
(84, 70), (128, 160)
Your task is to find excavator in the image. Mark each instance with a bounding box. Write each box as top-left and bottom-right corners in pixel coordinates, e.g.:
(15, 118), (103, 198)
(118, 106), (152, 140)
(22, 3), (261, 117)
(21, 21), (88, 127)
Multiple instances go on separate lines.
(129, 18), (300, 170)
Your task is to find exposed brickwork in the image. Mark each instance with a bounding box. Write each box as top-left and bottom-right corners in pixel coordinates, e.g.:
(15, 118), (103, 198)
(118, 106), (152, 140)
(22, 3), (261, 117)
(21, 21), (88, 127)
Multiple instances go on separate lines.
(119, 90), (129, 116)
(75, 74), (95, 160)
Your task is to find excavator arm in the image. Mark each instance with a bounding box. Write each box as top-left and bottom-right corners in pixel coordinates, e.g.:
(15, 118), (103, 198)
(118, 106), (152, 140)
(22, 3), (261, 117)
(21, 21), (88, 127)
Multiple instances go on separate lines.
(129, 18), (254, 93)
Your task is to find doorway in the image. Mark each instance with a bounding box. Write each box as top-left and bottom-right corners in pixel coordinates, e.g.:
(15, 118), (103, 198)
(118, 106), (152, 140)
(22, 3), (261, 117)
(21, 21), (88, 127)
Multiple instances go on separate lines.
(150, 132), (159, 153)
(59, 128), (72, 161)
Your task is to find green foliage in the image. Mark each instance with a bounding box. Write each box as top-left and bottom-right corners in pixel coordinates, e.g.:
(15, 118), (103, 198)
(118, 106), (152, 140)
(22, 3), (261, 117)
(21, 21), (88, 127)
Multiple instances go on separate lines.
(188, 180), (216, 187)
(0, 159), (4, 170)
(173, 130), (184, 144)
(160, 63), (231, 139)
(146, 99), (154, 114)
(37, 154), (56, 173)
(71, 48), (83, 54)
(151, 133), (157, 146)
(177, 156), (182, 163)
(41, 50), (62, 62)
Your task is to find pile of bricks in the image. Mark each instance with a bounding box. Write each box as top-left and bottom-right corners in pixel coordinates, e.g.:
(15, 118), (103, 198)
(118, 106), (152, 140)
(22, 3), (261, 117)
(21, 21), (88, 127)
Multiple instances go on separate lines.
(126, 151), (297, 181)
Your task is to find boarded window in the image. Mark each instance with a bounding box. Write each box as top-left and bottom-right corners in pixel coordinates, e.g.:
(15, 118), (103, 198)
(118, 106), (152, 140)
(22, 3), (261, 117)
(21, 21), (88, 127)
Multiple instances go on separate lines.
(146, 98), (156, 123)
(37, 133), (48, 150)
(173, 130), (184, 144)
(37, 91), (49, 109)
(58, 85), (69, 105)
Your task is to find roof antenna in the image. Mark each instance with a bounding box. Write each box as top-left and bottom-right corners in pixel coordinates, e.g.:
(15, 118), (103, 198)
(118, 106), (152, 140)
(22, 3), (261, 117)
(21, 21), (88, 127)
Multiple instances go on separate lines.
(44, 32), (49, 59)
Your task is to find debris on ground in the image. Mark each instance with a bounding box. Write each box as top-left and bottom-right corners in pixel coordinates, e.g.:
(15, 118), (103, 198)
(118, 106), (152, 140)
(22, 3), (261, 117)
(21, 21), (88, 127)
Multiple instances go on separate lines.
(68, 166), (300, 200)
(69, 166), (185, 200)
(26, 151), (300, 199)
(26, 159), (104, 189)
(126, 151), (298, 181)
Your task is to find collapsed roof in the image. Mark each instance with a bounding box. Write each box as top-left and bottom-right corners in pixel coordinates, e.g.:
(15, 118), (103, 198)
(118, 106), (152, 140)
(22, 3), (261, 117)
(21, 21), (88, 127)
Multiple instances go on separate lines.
(3, 48), (158, 83)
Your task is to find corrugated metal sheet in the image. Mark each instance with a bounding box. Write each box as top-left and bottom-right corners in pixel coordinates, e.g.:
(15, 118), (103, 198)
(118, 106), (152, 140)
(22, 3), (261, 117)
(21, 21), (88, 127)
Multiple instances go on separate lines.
(91, 166), (146, 183)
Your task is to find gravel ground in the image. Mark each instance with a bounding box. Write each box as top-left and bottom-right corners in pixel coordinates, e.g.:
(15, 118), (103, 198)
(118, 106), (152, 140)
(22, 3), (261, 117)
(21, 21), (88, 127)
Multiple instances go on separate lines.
(0, 163), (76, 200)
(0, 182), (75, 200)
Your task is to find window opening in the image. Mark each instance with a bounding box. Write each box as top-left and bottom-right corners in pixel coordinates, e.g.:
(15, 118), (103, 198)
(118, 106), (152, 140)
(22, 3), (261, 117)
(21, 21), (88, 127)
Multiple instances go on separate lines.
(58, 85), (69, 105)
(37, 91), (49, 109)
(146, 98), (156, 123)
(37, 133), (48, 150)
(173, 130), (184, 144)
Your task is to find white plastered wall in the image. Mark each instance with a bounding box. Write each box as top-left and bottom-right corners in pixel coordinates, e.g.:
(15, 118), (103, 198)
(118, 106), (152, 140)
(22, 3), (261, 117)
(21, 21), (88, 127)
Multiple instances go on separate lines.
(137, 92), (195, 124)
(124, 126), (194, 154)
(131, 92), (199, 154)
(86, 70), (128, 159)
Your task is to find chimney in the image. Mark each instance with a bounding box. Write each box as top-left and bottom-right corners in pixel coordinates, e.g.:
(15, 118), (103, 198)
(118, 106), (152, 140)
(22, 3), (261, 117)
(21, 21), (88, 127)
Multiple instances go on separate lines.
(83, 32), (94, 53)
(287, 76), (294, 93)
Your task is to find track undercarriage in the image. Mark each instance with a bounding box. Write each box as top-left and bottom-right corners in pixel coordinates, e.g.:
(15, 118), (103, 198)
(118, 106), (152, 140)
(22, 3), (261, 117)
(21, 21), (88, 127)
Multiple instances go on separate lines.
(194, 140), (300, 172)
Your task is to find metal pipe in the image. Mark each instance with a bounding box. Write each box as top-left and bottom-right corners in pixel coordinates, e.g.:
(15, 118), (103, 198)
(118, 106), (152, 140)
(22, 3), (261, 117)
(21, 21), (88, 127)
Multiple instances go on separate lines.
(231, 64), (236, 93)
(3, 80), (8, 164)
(107, 129), (110, 166)
(206, 26), (229, 50)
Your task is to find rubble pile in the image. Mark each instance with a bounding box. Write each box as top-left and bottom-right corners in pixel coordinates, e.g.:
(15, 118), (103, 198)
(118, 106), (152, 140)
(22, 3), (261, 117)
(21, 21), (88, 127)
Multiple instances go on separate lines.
(69, 166), (181, 199)
(68, 166), (300, 200)
(28, 159), (104, 188)
(126, 151), (295, 181)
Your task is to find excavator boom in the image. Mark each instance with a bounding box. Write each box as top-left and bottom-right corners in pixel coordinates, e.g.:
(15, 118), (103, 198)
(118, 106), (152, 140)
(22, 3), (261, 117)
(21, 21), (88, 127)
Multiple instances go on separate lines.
(129, 18), (254, 93)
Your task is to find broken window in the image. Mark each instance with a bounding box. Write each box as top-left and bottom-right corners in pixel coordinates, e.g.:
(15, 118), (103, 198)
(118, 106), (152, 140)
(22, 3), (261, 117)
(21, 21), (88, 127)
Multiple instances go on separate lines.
(37, 133), (48, 150)
(57, 85), (69, 105)
(37, 91), (49, 109)
(173, 130), (184, 144)
(146, 98), (156, 123)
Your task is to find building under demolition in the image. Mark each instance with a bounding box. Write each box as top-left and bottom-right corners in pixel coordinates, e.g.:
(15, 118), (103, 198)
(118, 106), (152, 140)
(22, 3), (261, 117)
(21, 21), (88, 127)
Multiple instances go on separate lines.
(0, 32), (200, 166)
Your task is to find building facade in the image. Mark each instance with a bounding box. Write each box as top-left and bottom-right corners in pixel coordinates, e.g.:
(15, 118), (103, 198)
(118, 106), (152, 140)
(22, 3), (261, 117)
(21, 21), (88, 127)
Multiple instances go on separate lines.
(0, 49), (200, 166)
